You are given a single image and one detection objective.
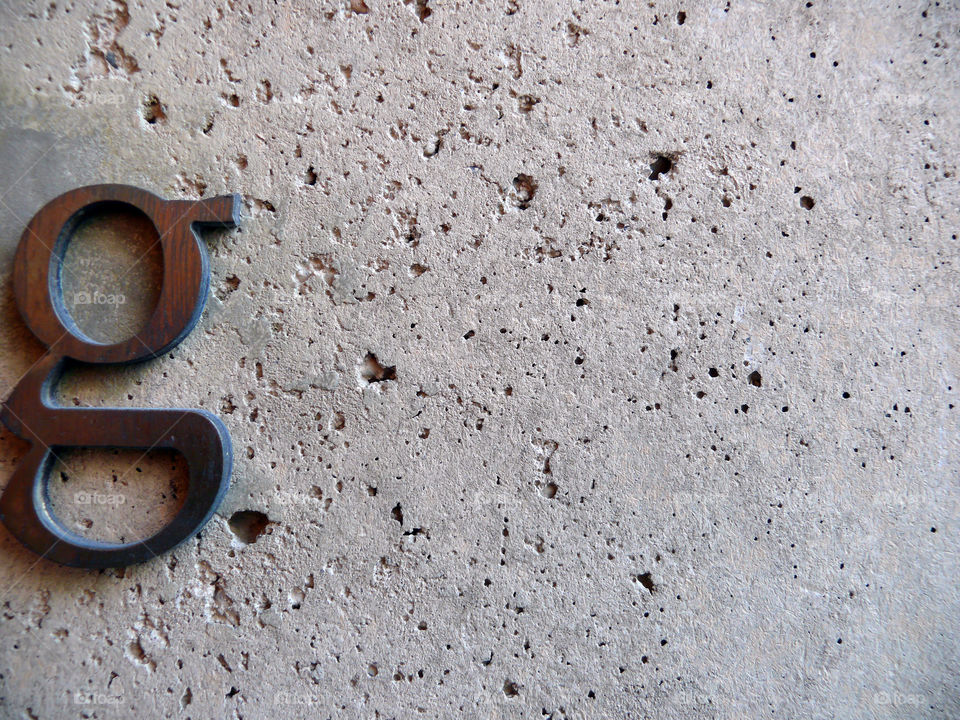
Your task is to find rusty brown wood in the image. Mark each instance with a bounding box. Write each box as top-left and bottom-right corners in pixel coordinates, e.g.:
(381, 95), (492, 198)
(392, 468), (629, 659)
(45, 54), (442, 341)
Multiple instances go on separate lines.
(0, 184), (239, 568)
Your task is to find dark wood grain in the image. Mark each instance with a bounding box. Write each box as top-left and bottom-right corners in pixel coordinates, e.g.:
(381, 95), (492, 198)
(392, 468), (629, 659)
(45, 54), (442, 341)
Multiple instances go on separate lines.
(0, 185), (239, 568)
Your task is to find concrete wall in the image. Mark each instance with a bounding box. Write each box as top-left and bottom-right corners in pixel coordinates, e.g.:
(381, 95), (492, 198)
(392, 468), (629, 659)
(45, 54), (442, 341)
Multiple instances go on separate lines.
(0, 1), (957, 717)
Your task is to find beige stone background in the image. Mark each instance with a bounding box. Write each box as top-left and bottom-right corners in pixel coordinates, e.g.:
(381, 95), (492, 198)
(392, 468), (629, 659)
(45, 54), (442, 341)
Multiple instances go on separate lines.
(0, 1), (958, 718)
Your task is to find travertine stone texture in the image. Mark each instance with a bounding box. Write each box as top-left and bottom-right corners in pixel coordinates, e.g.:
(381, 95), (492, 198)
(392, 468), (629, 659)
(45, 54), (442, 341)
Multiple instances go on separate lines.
(0, 1), (958, 718)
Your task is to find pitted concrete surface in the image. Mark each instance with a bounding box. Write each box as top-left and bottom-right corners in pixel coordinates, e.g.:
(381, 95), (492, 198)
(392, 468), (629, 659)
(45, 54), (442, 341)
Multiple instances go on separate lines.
(0, 1), (958, 718)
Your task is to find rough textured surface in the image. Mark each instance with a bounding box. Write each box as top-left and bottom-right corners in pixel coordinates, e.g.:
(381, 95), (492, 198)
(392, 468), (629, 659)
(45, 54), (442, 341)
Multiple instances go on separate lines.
(0, 1), (958, 718)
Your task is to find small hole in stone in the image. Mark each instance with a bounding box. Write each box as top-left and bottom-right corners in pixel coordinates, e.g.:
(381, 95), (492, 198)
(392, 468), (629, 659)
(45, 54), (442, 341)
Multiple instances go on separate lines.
(513, 174), (538, 209)
(228, 510), (270, 544)
(648, 155), (673, 181)
(411, 0), (432, 22)
(748, 370), (762, 387)
(361, 352), (397, 383)
(800, 195), (815, 210)
(141, 94), (166, 124)
(636, 572), (656, 593)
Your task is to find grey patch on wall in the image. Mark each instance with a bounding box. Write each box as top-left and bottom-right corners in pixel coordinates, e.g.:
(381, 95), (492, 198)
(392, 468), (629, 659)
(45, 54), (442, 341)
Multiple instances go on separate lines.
(0, 127), (104, 272)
